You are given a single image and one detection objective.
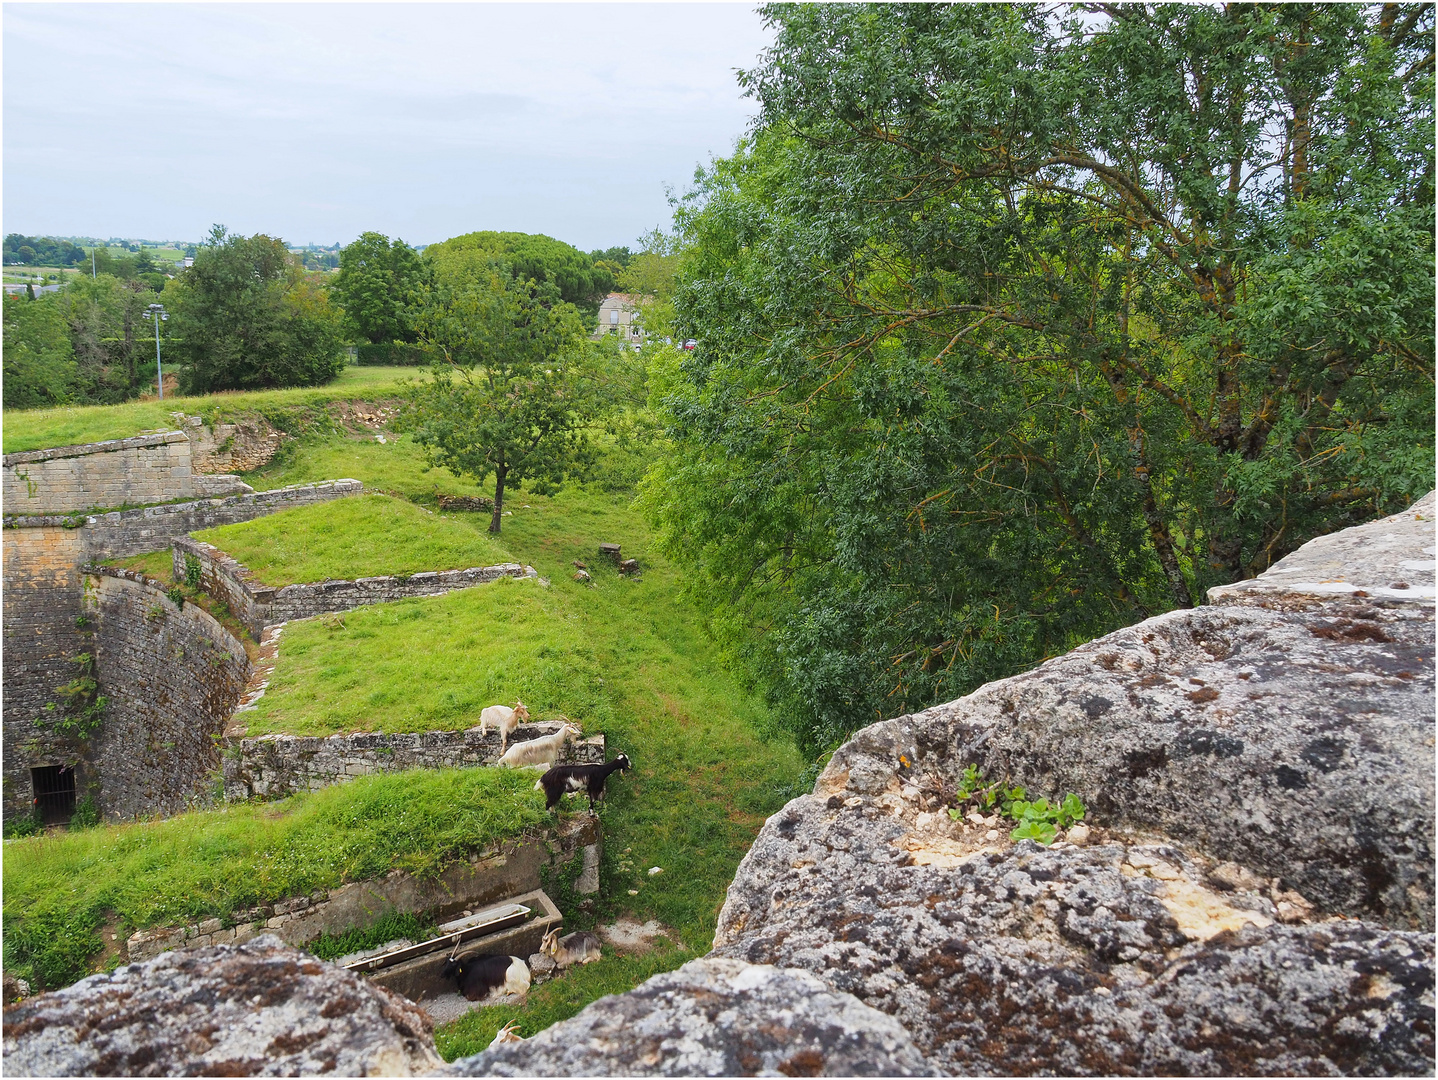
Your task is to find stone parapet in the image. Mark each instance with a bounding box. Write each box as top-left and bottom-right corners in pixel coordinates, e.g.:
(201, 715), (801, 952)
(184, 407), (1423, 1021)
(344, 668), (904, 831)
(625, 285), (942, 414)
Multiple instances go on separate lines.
(174, 533), (539, 640)
(223, 726), (605, 801)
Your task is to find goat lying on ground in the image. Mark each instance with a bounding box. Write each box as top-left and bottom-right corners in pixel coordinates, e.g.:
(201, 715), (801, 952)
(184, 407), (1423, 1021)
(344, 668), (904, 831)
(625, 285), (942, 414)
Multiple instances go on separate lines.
(439, 952), (531, 1002)
(498, 721), (581, 769)
(478, 700), (529, 754)
(540, 928), (602, 967)
(536, 753), (631, 811)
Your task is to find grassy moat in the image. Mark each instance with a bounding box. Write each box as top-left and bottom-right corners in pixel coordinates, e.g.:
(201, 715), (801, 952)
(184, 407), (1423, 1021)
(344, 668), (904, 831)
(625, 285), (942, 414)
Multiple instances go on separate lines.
(5, 392), (806, 1059)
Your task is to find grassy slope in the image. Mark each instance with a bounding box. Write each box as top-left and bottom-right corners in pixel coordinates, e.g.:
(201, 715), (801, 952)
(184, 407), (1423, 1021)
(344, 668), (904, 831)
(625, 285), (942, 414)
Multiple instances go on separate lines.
(1, 365), (423, 453)
(2, 769), (549, 991)
(246, 438), (807, 1057)
(193, 494), (510, 587)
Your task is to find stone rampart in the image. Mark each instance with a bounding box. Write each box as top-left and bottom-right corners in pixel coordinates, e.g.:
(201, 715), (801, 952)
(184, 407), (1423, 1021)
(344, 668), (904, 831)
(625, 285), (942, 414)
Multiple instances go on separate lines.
(2, 481), (361, 820)
(79, 569), (252, 821)
(2, 430), (251, 515)
(222, 725), (606, 802)
(174, 534), (538, 639)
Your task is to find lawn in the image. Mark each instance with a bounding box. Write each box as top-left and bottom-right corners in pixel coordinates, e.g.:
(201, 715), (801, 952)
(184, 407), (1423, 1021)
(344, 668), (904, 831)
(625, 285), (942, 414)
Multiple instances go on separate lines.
(2, 768), (549, 992)
(193, 493), (510, 587)
(1, 366), (427, 453)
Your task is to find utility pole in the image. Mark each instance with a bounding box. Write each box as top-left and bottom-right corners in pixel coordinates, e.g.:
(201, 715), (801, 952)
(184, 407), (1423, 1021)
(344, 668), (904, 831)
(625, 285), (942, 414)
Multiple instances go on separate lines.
(91, 248), (96, 279)
(142, 303), (168, 399)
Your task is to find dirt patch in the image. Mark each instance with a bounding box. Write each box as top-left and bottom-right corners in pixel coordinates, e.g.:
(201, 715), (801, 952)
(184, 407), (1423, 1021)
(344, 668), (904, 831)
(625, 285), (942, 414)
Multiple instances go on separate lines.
(599, 919), (675, 952)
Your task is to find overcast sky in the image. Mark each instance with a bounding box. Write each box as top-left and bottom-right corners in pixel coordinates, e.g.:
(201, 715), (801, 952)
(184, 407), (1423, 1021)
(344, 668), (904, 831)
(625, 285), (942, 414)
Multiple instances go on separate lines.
(3, 3), (773, 252)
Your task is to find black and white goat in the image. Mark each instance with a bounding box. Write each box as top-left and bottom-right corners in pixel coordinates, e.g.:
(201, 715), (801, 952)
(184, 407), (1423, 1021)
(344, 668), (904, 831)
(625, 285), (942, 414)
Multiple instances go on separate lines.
(439, 950), (531, 1002)
(536, 753), (631, 811)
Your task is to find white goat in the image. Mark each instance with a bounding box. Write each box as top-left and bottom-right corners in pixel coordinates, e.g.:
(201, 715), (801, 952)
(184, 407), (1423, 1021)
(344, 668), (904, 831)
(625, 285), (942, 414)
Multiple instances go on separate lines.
(488, 1021), (526, 1049)
(479, 700), (529, 754)
(539, 928), (602, 967)
(498, 722), (582, 770)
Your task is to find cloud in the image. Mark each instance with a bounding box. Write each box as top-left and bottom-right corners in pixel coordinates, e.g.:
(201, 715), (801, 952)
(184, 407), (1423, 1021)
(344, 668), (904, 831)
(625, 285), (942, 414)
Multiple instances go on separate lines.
(2, 3), (772, 250)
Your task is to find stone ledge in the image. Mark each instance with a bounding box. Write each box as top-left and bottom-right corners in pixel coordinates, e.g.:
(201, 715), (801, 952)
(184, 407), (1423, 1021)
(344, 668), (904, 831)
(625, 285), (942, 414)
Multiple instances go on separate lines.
(3, 429), (188, 466)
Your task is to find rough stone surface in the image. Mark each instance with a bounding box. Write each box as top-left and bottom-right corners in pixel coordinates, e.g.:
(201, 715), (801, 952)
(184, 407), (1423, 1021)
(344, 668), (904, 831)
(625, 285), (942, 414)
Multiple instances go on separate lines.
(1, 935), (441, 1077)
(440, 956), (935, 1077)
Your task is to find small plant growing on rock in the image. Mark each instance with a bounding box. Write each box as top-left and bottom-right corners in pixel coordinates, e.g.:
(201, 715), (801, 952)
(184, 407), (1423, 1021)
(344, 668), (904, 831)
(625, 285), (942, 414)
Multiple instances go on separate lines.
(947, 764), (1085, 846)
(184, 553), (203, 590)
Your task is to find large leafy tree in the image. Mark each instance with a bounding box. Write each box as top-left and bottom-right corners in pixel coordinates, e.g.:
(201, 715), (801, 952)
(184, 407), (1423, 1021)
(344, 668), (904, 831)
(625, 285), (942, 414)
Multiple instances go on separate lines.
(330, 232), (429, 344)
(397, 272), (603, 533)
(425, 231), (617, 320)
(646, 3), (1435, 751)
(168, 225), (346, 393)
(2, 291), (77, 408)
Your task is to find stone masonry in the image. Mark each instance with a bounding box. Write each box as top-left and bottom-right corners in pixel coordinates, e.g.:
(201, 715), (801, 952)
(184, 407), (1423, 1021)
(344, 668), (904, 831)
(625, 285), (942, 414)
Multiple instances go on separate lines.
(173, 535), (539, 640)
(2, 481), (361, 820)
(222, 725), (606, 802)
(2, 430), (250, 515)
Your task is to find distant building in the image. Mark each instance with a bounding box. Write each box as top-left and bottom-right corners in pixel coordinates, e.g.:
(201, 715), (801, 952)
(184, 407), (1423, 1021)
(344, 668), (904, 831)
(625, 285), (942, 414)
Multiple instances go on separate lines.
(183, 257), (195, 269)
(594, 293), (646, 348)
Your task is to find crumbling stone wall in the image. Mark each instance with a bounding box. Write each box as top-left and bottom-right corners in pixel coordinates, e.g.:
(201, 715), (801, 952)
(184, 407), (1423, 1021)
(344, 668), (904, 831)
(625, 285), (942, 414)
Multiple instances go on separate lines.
(180, 414), (286, 474)
(2, 481), (363, 819)
(174, 535), (539, 639)
(80, 569), (251, 821)
(2, 431), (250, 515)
(223, 726), (605, 802)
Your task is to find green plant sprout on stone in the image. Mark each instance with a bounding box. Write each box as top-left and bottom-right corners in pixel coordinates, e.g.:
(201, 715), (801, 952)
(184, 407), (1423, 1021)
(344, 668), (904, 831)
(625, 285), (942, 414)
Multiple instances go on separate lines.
(947, 764), (1084, 846)
(184, 553), (203, 590)
(41, 653), (107, 740)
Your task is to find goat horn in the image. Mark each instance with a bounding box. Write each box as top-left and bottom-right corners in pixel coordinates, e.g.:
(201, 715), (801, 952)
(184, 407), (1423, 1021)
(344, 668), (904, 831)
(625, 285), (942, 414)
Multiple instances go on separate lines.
(447, 933), (463, 960)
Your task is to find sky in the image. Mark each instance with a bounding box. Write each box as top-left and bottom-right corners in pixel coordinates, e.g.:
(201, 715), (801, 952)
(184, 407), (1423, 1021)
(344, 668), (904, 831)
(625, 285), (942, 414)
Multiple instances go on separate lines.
(3, 3), (774, 253)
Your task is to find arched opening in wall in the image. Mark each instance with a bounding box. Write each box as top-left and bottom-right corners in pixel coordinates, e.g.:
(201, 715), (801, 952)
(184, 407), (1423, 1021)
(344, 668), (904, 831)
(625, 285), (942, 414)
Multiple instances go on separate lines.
(32, 764), (75, 824)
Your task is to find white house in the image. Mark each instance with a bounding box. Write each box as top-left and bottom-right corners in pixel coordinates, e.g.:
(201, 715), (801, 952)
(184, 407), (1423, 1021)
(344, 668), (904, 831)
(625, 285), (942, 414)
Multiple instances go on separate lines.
(594, 293), (646, 348)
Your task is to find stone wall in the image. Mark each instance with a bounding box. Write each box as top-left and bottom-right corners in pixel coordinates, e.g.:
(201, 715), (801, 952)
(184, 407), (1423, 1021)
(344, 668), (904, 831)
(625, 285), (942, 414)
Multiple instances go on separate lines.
(80, 569), (251, 821)
(1, 481), (361, 819)
(222, 726), (606, 802)
(2, 431), (250, 515)
(180, 413), (286, 474)
(174, 535), (539, 639)
(124, 816), (600, 963)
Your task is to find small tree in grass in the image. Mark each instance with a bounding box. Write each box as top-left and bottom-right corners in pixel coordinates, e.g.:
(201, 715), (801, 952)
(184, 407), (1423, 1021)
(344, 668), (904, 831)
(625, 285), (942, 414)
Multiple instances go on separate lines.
(398, 271), (603, 534)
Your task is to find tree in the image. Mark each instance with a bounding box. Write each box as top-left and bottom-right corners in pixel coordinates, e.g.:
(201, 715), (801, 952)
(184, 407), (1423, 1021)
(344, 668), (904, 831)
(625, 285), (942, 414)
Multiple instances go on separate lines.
(330, 232), (428, 343)
(3, 291), (77, 408)
(396, 272), (602, 533)
(60, 275), (159, 402)
(167, 225), (346, 393)
(425, 232), (617, 320)
(645, 3), (1435, 751)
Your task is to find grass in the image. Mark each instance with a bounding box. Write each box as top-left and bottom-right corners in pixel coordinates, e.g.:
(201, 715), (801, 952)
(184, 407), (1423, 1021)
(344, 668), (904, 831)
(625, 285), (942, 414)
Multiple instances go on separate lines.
(2, 768), (549, 991)
(1, 366), (426, 454)
(245, 580), (605, 737)
(193, 494), (510, 588)
(244, 430), (484, 503)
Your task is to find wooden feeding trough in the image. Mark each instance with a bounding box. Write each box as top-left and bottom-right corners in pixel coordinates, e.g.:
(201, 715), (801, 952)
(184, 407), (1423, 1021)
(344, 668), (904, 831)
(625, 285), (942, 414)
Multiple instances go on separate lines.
(343, 900), (532, 973)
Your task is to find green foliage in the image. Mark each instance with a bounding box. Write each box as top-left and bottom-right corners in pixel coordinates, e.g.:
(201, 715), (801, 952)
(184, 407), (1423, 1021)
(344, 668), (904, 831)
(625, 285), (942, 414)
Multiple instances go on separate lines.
(3, 290), (78, 408)
(168, 225), (346, 393)
(4, 809), (44, 839)
(355, 342), (431, 366)
(331, 232), (430, 345)
(2, 767), (548, 990)
(426, 231), (616, 320)
(946, 765), (1084, 846)
(306, 910), (438, 962)
(3, 234), (89, 267)
(68, 795), (100, 831)
(165, 586), (185, 609)
(647, 2), (1436, 753)
(397, 272), (608, 533)
(42, 653), (107, 740)
(184, 553), (203, 590)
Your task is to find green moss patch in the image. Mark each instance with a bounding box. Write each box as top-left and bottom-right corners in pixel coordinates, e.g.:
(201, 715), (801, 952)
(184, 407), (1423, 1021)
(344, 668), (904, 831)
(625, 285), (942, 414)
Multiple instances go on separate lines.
(193, 493), (510, 588)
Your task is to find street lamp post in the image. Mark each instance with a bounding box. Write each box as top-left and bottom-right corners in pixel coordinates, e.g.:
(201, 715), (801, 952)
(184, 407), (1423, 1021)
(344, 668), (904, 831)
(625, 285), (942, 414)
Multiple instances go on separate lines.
(142, 303), (168, 400)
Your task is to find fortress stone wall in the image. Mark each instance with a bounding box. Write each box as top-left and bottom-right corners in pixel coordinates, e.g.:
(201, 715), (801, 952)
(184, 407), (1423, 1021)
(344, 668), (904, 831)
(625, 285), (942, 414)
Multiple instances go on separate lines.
(2, 481), (362, 820)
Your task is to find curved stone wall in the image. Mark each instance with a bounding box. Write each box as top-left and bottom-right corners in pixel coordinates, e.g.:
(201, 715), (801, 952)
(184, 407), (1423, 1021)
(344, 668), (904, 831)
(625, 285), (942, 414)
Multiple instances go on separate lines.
(81, 569), (251, 821)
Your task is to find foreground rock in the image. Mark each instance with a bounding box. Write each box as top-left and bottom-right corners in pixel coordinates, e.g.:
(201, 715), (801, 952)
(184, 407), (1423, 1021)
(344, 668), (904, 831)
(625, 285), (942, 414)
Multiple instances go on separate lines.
(2, 935), (441, 1077)
(440, 956), (934, 1077)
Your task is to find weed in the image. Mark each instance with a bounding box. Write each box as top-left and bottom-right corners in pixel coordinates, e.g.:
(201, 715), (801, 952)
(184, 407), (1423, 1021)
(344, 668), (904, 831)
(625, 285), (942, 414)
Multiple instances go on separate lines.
(946, 764), (1086, 845)
(41, 654), (107, 740)
(68, 796), (100, 831)
(306, 911), (439, 962)
(184, 553), (203, 590)
(166, 586), (186, 610)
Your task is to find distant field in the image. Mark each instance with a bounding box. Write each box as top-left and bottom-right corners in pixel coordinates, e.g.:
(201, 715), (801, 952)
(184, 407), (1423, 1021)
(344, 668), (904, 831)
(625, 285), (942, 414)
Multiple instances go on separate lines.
(1, 366), (428, 454)
(194, 493), (510, 587)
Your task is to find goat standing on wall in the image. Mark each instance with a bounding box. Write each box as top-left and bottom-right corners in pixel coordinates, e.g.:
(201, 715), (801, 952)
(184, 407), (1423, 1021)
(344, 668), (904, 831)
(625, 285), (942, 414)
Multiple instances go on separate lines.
(479, 700), (528, 754)
(498, 721), (581, 769)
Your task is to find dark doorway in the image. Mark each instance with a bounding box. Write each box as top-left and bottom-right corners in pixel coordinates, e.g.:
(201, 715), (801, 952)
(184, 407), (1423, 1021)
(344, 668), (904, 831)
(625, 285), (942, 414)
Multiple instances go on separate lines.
(31, 765), (76, 825)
